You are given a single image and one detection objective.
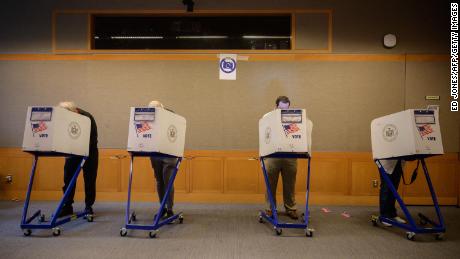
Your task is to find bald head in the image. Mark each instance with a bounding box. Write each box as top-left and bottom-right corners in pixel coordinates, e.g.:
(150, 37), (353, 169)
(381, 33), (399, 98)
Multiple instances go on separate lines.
(58, 101), (78, 113)
(148, 100), (164, 108)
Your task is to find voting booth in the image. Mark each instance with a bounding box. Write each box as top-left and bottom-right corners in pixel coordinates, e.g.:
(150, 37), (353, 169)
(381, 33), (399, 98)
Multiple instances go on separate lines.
(259, 109), (312, 157)
(371, 109), (444, 160)
(22, 106), (90, 156)
(121, 107), (186, 238)
(20, 106), (93, 237)
(370, 109), (445, 241)
(127, 107), (186, 157)
(257, 109), (314, 237)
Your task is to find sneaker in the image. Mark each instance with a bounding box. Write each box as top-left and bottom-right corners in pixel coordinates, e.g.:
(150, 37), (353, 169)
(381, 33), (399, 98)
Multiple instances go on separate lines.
(286, 210), (299, 220)
(85, 206), (94, 215)
(393, 216), (407, 224)
(164, 210), (175, 224)
(58, 205), (73, 218)
(381, 221), (392, 227)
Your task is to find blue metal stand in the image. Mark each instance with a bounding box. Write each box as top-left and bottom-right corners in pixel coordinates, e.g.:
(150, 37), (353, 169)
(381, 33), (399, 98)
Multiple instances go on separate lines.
(372, 158), (446, 241)
(120, 152), (184, 238)
(20, 153), (89, 237)
(258, 152), (313, 237)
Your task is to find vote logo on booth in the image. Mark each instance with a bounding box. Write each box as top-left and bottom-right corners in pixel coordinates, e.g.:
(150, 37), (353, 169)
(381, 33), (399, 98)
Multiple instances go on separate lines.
(68, 121), (81, 139)
(168, 125), (178, 143)
(382, 124), (398, 142)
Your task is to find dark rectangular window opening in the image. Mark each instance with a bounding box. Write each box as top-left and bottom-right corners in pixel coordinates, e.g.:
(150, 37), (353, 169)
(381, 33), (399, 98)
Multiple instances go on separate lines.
(92, 15), (291, 50)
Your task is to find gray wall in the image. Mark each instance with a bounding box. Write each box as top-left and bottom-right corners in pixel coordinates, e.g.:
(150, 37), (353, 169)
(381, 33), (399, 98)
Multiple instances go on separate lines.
(0, 0), (458, 151)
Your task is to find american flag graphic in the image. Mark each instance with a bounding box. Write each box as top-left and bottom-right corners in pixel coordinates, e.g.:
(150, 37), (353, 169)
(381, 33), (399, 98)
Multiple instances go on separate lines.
(31, 121), (47, 133)
(135, 122), (151, 134)
(417, 124), (433, 137)
(283, 123), (300, 136)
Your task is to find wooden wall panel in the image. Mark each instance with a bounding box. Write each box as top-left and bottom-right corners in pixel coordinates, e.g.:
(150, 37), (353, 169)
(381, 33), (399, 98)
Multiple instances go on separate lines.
(351, 161), (380, 196)
(224, 158), (259, 194)
(127, 157), (156, 193)
(190, 157), (224, 193)
(309, 158), (348, 194)
(0, 148), (458, 206)
(294, 159), (308, 193)
(36, 157), (65, 192)
(96, 156), (122, 192)
(0, 153), (32, 191)
(402, 159), (458, 199)
(174, 158), (189, 193)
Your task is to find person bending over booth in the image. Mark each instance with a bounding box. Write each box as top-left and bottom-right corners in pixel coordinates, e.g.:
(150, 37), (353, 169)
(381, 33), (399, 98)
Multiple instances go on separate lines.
(58, 101), (99, 217)
(148, 100), (178, 219)
(379, 159), (407, 226)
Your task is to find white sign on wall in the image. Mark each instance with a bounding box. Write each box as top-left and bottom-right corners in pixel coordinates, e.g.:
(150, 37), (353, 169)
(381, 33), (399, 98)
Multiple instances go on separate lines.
(219, 54), (237, 80)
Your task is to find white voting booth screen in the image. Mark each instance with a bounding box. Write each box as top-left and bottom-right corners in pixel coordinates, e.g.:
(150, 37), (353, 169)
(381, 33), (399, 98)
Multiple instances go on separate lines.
(127, 107), (186, 157)
(22, 106), (91, 156)
(371, 109), (444, 160)
(259, 109), (313, 157)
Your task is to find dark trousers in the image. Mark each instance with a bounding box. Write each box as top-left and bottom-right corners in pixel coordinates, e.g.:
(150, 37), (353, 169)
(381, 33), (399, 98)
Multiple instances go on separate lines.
(379, 160), (403, 218)
(63, 149), (98, 208)
(150, 157), (177, 210)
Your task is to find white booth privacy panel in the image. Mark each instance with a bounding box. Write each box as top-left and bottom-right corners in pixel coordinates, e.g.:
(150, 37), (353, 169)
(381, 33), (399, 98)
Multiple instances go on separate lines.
(371, 109), (444, 160)
(127, 107), (186, 157)
(22, 106), (91, 156)
(259, 109), (312, 157)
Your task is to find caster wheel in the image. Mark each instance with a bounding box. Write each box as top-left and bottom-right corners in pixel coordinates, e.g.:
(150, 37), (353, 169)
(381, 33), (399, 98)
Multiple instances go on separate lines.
(274, 227), (282, 236)
(435, 233), (444, 240)
(178, 215), (184, 224)
(149, 231), (158, 238)
(371, 219), (378, 226)
(52, 228), (61, 237)
(86, 215), (94, 222)
(258, 212), (264, 223)
(406, 232), (415, 241)
(39, 214), (45, 223)
(23, 229), (32, 236)
(371, 215), (379, 227)
(120, 228), (127, 237)
(305, 228), (314, 237)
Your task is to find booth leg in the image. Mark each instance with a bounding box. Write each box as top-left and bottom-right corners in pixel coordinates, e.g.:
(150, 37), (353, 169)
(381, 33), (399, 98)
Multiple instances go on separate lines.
(373, 159), (446, 240)
(121, 155), (135, 237)
(420, 159), (445, 229)
(260, 158), (279, 225)
(152, 158), (183, 230)
(50, 157), (87, 226)
(21, 156), (88, 236)
(304, 157), (314, 237)
(20, 155), (39, 233)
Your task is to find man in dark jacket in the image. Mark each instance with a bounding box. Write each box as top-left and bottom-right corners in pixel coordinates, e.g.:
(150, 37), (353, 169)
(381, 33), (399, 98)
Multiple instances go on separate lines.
(58, 101), (98, 217)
